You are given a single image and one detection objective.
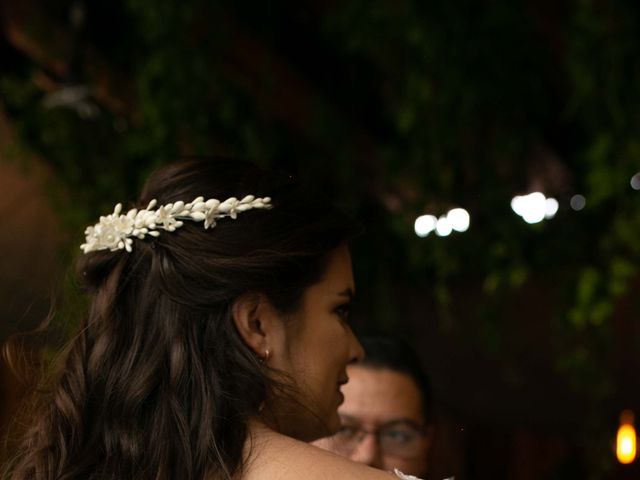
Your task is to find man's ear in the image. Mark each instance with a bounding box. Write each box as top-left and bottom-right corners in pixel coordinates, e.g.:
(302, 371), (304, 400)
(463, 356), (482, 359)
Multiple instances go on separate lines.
(232, 293), (279, 357)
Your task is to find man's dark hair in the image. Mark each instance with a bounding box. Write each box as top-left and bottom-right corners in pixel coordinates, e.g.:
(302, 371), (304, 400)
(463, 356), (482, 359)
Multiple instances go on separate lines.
(359, 336), (432, 422)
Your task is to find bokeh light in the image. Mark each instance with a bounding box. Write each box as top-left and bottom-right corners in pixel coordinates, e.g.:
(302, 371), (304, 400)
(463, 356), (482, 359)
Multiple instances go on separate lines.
(617, 410), (637, 464)
(570, 194), (586, 211)
(511, 192), (558, 224)
(448, 208), (470, 232)
(414, 214), (438, 237)
(415, 208), (470, 238)
(435, 215), (453, 237)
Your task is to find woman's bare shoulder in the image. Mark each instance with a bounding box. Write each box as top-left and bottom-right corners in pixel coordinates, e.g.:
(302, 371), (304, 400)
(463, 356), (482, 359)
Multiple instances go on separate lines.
(243, 430), (395, 480)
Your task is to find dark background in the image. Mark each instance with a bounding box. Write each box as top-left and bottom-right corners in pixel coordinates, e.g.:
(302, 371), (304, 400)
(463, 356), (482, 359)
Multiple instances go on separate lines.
(2, 0), (640, 478)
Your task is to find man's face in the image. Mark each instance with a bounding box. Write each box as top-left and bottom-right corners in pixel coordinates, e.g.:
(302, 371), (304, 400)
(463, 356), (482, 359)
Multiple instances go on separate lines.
(314, 365), (431, 477)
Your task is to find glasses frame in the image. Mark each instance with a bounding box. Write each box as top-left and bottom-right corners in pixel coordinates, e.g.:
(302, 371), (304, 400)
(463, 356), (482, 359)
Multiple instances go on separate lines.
(333, 417), (428, 458)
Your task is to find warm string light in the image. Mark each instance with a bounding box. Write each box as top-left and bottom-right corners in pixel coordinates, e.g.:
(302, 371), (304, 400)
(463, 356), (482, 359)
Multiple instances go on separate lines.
(617, 410), (637, 464)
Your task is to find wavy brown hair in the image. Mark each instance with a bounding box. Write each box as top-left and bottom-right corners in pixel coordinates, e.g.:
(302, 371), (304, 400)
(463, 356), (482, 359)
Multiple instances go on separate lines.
(3, 158), (356, 480)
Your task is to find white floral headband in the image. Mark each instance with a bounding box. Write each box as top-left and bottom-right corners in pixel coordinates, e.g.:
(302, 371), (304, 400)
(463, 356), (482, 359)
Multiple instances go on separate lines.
(81, 195), (272, 253)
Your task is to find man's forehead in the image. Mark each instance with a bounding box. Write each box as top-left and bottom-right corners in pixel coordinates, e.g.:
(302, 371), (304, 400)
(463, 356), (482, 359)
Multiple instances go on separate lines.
(340, 366), (425, 423)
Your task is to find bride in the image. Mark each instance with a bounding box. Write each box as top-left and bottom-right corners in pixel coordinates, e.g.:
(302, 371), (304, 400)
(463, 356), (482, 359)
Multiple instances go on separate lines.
(4, 158), (422, 479)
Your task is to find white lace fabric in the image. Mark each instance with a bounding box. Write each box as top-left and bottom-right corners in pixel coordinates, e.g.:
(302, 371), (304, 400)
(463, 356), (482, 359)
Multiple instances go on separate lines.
(393, 469), (422, 479)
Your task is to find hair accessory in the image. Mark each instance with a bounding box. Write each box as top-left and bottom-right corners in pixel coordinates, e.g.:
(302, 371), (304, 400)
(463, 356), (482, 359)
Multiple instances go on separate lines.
(80, 195), (272, 253)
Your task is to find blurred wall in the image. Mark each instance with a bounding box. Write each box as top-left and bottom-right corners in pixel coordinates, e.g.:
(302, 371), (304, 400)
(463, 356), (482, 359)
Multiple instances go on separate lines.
(0, 106), (63, 436)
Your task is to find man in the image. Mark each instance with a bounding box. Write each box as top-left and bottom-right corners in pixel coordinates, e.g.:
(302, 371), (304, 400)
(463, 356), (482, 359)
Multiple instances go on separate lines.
(314, 336), (433, 478)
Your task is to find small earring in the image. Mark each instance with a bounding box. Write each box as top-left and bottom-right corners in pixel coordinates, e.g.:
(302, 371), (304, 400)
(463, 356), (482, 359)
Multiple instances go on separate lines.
(263, 348), (271, 361)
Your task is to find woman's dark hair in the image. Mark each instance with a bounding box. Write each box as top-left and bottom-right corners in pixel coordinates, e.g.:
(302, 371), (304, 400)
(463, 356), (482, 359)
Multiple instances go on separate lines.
(4, 158), (356, 480)
(359, 336), (432, 422)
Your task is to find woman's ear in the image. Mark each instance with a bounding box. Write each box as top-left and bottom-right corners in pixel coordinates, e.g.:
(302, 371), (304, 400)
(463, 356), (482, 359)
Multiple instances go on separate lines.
(232, 293), (282, 358)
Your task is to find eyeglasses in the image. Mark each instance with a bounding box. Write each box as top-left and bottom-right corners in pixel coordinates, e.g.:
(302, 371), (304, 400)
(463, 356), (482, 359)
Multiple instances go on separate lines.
(331, 418), (427, 458)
